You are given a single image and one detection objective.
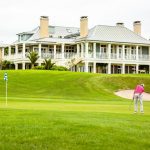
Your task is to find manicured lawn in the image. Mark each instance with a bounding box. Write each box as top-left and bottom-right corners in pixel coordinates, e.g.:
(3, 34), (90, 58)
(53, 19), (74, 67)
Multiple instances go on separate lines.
(0, 70), (150, 150)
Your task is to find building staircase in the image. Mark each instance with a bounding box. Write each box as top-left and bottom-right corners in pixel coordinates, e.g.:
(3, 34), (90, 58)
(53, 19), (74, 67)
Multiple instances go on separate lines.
(65, 55), (83, 69)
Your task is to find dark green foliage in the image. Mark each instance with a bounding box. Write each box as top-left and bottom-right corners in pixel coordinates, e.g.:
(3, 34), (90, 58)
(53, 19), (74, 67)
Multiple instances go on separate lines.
(0, 60), (14, 70)
(34, 65), (45, 70)
(27, 51), (39, 69)
(51, 65), (68, 71)
(43, 58), (55, 70)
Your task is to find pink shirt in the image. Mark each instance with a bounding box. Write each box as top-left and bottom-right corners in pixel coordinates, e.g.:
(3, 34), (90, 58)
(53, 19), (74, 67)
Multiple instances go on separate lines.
(134, 85), (144, 94)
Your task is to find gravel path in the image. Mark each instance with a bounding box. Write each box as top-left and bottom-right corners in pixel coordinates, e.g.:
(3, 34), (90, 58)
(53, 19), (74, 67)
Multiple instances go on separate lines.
(114, 90), (150, 101)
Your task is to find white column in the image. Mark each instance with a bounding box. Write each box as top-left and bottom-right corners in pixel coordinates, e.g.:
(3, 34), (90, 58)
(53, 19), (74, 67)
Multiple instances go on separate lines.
(117, 45), (119, 59)
(81, 43), (84, 58)
(122, 63), (125, 74)
(15, 45), (18, 55)
(108, 44), (111, 59)
(93, 43), (96, 59)
(23, 43), (26, 58)
(122, 45), (125, 60)
(8, 46), (11, 56)
(2, 47), (4, 58)
(93, 62), (96, 73)
(15, 63), (18, 70)
(85, 61), (88, 72)
(54, 45), (56, 59)
(77, 44), (80, 57)
(136, 64), (139, 74)
(85, 42), (88, 58)
(149, 46), (150, 61)
(108, 63), (111, 74)
(136, 45), (139, 61)
(22, 62), (25, 70)
(61, 43), (65, 59)
(38, 43), (41, 59)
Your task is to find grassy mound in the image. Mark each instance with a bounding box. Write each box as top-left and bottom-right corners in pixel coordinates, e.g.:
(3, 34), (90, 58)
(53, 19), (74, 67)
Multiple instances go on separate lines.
(0, 70), (150, 100)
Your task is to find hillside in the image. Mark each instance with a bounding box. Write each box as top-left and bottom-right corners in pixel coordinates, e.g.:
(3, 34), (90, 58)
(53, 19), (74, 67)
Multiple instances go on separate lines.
(0, 70), (150, 101)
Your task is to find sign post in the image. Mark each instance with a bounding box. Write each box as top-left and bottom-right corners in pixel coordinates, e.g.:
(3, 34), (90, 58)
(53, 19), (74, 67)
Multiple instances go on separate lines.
(4, 72), (8, 107)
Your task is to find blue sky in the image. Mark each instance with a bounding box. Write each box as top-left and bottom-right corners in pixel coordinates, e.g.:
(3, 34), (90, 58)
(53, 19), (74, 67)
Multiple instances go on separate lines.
(0, 0), (150, 43)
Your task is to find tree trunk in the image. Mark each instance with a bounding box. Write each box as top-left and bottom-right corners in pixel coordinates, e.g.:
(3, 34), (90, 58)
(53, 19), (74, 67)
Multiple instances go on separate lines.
(31, 64), (34, 69)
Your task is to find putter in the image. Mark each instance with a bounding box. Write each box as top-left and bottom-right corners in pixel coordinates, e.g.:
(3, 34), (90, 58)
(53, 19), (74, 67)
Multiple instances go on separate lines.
(129, 97), (134, 110)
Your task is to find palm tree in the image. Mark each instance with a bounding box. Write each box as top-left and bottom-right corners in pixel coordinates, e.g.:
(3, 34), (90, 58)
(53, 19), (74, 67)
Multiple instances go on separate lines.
(43, 58), (55, 70)
(0, 60), (12, 70)
(27, 51), (39, 69)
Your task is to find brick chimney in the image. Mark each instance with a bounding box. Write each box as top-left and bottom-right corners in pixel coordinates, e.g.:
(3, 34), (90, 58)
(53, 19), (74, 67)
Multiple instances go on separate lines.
(40, 16), (49, 38)
(133, 21), (141, 35)
(80, 16), (88, 37)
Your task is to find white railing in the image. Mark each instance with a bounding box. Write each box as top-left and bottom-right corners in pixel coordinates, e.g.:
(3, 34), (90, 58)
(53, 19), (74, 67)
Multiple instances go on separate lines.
(96, 52), (108, 59)
(55, 52), (62, 59)
(64, 52), (76, 59)
(111, 53), (117, 59)
(88, 52), (93, 58)
(125, 54), (136, 60)
(3, 53), (23, 60)
(2, 52), (150, 62)
(139, 54), (150, 61)
(41, 52), (54, 59)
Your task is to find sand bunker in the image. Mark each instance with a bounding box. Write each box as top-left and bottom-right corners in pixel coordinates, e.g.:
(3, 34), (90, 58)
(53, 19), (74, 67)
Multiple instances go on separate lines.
(115, 90), (150, 101)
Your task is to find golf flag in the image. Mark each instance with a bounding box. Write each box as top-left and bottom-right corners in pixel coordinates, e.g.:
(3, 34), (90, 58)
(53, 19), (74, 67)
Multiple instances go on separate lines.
(4, 72), (8, 81)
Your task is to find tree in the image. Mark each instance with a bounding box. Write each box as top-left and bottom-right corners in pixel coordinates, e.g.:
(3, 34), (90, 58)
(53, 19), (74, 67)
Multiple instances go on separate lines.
(43, 58), (55, 70)
(27, 51), (39, 69)
(0, 60), (14, 70)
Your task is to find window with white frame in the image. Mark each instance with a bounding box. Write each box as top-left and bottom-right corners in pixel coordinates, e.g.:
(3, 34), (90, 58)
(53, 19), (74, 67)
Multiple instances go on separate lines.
(88, 43), (93, 53)
(138, 46), (142, 55)
(100, 45), (107, 53)
(111, 45), (116, 53)
(131, 46), (136, 55)
(65, 46), (75, 53)
(56, 45), (61, 53)
(125, 46), (130, 55)
(49, 45), (54, 53)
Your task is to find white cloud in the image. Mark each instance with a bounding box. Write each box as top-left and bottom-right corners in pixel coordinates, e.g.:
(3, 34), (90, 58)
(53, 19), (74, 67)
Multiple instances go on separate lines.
(0, 0), (150, 43)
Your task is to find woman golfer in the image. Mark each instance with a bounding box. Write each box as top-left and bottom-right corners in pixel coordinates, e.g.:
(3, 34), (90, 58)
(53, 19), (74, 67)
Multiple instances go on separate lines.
(133, 84), (144, 113)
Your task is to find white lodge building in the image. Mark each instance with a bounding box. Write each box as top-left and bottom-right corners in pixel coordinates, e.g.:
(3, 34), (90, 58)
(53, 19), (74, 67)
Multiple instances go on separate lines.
(1, 16), (150, 74)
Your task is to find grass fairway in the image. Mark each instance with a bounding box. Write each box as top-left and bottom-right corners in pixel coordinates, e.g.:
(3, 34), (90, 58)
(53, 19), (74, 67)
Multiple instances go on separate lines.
(0, 70), (150, 150)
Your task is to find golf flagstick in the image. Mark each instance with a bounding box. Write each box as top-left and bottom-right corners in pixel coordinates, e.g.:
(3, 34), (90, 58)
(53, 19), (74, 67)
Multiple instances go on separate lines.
(4, 72), (8, 107)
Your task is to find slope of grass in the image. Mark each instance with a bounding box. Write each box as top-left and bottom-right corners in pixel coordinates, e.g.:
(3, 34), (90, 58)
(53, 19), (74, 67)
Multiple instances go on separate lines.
(0, 70), (150, 100)
(0, 70), (150, 150)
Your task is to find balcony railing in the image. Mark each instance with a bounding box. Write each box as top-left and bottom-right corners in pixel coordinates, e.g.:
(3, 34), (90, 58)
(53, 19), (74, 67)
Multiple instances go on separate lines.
(96, 52), (108, 59)
(139, 54), (150, 61)
(41, 52), (54, 59)
(125, 54), (136, 60)
(111, 53), (117, 59)
(64, 52), (76, 59)
(3, 52), (150, 62)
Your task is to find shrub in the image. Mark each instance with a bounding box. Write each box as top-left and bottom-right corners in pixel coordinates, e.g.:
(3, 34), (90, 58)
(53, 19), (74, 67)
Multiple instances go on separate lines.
(43, 59), (55, 70)
(34, 65), (45, 70)
(51, 65), (68, 71)
(0, 60), (14, 70)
